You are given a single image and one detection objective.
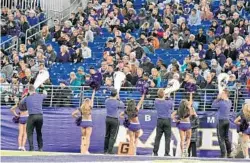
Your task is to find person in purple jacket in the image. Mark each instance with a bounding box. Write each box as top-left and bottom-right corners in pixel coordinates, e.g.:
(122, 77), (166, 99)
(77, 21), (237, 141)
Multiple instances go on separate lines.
(104, 88), (125, 154)
(153, 88), (174, 156)
(212, 89), (232, 158)
(21, 85), (47, 151)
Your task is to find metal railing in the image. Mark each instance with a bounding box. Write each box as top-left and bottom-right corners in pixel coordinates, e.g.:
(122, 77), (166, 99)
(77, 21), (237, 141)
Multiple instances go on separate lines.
(24, 0), (82, 46)
(0, 36), (18, 52)
(1, 84), (249, 112)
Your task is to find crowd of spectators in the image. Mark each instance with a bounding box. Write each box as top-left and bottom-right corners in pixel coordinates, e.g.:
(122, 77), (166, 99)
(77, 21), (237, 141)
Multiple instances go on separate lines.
(1, 0), (250, 106)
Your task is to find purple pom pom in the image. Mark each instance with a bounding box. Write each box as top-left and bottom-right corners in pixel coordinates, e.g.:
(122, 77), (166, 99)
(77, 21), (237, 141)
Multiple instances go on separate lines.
(185, 82), (197, 93)
(75, 116), (82, 126)
(12, 116), (20, 123)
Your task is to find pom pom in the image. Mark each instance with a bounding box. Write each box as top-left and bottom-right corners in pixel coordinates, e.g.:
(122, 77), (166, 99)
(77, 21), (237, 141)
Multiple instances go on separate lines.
(75, 116), (82, 126)
(184, 82), (197, 93)
(12, 116), (20, 123)
(123, 118), (130, 128)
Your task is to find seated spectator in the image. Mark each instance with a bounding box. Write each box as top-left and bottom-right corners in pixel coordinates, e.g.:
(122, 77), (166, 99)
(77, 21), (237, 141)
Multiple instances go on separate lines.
(168, 31), (184, 49)
(62, 20), (73, 34)
(45, 44), (57, 65)
(206, 28), (215, 43)
(196, 28), (207, 44)
(6, 14), (20, 37)
(56, 45), (70, 63)
(19, 15), (30, 43)
(76, 66), (85, 86)
(193, 66), (205, 88)
(210, 59), (222, 76)
(160, 32), (171, 49)
(215, 47), (227, 67)
(205, 42), (216, 60)
(103, 64), (114, 81)
(150, 68), (161, 88)
(200, 73), (217, 89)
(188, 9), (201, 26)
(81, 41), (92, 59)
(27, 10), (39, 27)
(140, 56), (154, 74)
(71, 48), (83, 63)
(51, 24), (61, 41)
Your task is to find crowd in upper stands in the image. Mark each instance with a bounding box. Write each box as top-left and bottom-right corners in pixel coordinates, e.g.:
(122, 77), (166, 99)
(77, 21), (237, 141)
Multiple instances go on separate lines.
(1, 0), (250, 104)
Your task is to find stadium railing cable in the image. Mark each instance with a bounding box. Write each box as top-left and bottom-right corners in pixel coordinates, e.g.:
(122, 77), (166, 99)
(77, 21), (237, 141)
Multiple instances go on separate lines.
(0, 84), (248, 112)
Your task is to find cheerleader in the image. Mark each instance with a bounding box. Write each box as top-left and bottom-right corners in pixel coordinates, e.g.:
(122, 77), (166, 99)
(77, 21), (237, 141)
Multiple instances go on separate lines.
(72, 89), (95, 154)
(120, 94), (145, 155)
(10, 101), (29, 151)
(234, 103), (250, 159)
(171, 95), (193, 157)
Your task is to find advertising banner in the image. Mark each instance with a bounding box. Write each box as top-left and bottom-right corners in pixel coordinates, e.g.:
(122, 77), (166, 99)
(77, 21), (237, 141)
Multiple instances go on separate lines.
(1, 107), (245, 157)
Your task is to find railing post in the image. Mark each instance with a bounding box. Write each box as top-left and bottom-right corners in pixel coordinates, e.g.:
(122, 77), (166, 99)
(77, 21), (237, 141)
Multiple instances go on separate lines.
(234, 87), (239, 112)
(203, 89), (206, 111)
(50, 85), (54, 107)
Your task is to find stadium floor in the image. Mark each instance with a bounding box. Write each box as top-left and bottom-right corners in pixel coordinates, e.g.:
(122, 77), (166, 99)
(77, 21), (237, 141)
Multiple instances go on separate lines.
(1, 150), (249, 163)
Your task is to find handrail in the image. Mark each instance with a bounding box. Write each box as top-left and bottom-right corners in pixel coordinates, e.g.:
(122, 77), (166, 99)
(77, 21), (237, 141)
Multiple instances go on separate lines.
(0, 36), (18, 52)
(1, 84), (248, 112)
(24, 0), (82, 46)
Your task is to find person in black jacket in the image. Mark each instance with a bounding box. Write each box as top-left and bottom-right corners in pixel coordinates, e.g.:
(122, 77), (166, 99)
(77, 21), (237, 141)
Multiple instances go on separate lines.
(195, 28), (207, 44)
(140, 56), (154, 74)
(188, 111), (199, 157)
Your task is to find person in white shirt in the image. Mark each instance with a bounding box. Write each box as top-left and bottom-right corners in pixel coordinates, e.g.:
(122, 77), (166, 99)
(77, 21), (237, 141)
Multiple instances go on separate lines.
(81, 41), (92, 59)
(84, 24), (94, 43)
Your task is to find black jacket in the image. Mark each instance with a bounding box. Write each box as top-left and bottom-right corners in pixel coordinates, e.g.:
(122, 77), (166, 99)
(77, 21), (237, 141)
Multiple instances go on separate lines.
(190, 115), (200, 142)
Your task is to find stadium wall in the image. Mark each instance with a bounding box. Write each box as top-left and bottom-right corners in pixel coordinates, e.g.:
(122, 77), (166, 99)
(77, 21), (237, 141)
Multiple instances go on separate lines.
(1, 107), (248, 157)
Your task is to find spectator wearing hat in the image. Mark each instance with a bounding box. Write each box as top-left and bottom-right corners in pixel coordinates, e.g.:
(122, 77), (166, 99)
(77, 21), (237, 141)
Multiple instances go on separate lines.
(54, 80), (72, 107)
(140, 56), (154, 74)
(169, 31), (184, 50)
(81, 41), (92, 59)
(215, 4), (227, 18)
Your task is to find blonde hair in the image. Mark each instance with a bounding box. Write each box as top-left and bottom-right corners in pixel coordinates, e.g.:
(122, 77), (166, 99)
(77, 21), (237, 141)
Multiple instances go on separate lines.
(243, 103), (250, 121)
(80, 98), (92, 117)
(20, 44), (26, 52)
